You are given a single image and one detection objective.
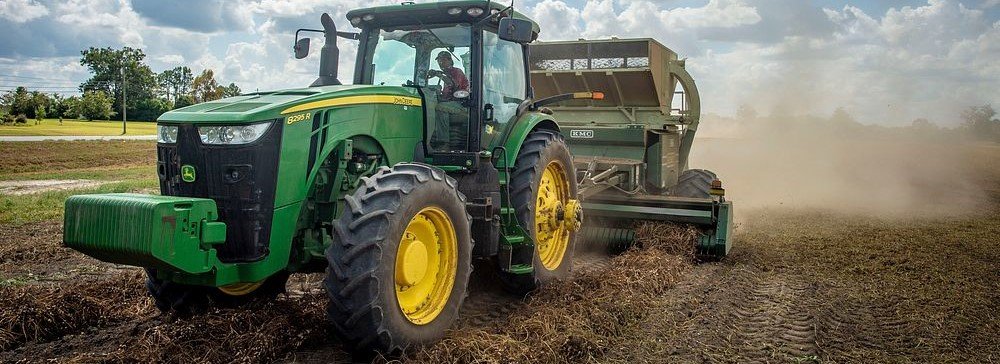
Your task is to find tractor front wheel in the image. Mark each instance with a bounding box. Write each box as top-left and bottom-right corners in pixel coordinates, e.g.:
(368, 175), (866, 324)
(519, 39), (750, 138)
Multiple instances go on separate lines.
(325, 163), (472, 357)
(144, 269), (289, 315)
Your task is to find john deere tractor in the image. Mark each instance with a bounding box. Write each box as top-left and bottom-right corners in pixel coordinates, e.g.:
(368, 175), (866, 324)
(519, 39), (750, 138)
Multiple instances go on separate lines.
(63, 1), (731, 356)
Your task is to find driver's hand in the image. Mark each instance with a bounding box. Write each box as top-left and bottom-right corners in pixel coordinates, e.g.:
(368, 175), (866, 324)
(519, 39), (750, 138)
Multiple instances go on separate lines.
(426, 69), (443, 78)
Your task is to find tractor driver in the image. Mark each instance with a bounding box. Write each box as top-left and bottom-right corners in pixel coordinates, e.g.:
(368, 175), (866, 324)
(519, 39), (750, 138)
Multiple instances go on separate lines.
(427, 51), (470, 150)
(427, 51), (469, 101)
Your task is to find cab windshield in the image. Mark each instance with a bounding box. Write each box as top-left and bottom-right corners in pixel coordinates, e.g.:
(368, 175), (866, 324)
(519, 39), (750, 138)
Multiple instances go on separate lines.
(368, 24), (472, 89)
(365, 24), (474, 153)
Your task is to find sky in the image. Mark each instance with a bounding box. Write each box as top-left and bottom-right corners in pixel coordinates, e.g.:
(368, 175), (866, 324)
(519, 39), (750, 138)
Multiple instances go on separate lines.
(0, 0), (997, 126)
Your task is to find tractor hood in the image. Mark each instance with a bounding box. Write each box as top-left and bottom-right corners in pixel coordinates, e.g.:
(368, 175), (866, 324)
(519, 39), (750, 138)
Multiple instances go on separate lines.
(159, 84), (422, 124)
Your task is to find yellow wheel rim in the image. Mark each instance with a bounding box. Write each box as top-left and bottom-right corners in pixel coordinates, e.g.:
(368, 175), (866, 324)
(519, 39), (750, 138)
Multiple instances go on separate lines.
(535, 161), (572, 270)
(218, 281), (264, 296)
(395, 207), (458, 325)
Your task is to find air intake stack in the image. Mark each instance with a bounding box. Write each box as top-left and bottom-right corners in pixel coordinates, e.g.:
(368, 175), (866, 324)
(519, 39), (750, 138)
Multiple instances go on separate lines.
(311, 13), (341, 87)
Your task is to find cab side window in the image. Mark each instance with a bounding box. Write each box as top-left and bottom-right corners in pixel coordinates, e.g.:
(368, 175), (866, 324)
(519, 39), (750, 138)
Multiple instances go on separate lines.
(481, 30), (526, 146)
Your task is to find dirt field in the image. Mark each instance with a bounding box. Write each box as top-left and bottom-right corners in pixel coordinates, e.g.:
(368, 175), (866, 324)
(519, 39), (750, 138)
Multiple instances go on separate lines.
(1, 138), (998, 363)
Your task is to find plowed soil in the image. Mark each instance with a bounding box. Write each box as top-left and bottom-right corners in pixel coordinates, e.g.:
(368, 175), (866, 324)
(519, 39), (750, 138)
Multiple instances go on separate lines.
(1, 141), (998, 363)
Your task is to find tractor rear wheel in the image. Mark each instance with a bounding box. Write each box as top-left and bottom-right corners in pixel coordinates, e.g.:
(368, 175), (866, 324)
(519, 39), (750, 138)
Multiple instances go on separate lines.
(325, 163), (472, 357)
(144, 269), (289, 315)
(670, 169), (717, 198)
(502, 129), (580, 294)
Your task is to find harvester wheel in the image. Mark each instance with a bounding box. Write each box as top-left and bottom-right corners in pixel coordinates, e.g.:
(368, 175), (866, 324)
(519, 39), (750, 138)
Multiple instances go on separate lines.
(144, 269), (289, 315)
(502, 129), (579, 294)
(670, 169), (717, 198)
(325, 163), (472, 357)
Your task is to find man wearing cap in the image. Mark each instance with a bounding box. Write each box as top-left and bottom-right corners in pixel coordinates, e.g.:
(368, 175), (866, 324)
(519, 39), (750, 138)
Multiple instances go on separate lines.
(427, 51), (470, 150)
(428, 51), (469, 101)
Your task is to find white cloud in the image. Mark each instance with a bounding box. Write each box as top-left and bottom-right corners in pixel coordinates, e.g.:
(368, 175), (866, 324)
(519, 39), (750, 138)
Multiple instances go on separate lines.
(579, 0), (618, 38)
(657, 0), (761, 29)
(0, 0), (49, 23)
(54, 0), (147, 49)
(0, 0), (995, 126)
(156, 54), (184, 64)
(529, 0), (582, 40)
(571, 0), (761, 55)
(530, 0), (997, 125)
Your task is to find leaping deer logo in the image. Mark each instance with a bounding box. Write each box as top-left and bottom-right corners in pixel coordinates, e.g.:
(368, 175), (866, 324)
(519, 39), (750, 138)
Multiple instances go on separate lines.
(181, 165), (196, 183)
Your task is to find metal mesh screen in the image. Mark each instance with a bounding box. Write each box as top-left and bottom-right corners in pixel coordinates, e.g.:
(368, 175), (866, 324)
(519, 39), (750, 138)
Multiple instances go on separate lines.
(530, 40), (651, 71)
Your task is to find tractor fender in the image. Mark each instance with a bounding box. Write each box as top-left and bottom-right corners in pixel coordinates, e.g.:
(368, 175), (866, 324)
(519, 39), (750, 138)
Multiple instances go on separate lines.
(286, 133), (394, 271)
(498, 112), (560, 168)
(295, 133), (390, 229)
(304, 133), (389, 194)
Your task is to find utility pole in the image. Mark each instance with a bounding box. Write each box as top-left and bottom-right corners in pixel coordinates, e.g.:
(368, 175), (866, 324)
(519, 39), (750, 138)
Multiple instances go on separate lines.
(121, 67), (127, 135)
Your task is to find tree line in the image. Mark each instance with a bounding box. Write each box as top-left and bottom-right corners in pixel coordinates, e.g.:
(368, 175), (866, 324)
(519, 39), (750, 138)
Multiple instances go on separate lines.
(1, 47), (241, 124)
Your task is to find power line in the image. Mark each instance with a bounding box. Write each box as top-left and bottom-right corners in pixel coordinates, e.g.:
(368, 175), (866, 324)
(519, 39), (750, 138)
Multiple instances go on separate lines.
(0, 85), (83, 89)
(0, 74), (59, 81)
(0, 74), (102, 86)
(0, 82), (110, 88)
(0, 81), (116, 89)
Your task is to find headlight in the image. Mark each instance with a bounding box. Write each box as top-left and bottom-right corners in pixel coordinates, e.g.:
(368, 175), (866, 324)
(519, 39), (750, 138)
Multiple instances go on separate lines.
(350, 17), (362, 26)
(466, 7), (484, 16)
(198, 122), (271, 145)
(362, 13), (375, 21)
(157, 125), (178, 143)
(447, 7), (462, 15)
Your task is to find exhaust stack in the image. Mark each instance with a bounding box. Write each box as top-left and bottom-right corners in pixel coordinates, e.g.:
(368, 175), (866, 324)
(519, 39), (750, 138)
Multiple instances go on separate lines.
(311, 13), (341, 87)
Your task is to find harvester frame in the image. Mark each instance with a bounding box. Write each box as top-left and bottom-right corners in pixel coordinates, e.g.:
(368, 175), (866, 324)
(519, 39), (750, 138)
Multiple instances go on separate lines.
(528, 38), (732, 256)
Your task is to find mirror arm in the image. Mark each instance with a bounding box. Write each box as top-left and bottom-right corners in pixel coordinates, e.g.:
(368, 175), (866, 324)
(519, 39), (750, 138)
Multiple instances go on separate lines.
(297, 29), (359, 40)
(515, 97), (533, 117)
(295, 28), (324, 39)
(474, 4), (514, 27)
(337, 31), (361, 40)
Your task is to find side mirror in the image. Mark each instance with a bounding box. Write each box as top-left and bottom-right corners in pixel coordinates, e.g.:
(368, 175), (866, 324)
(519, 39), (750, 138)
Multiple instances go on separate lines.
(294, 38), (310, 59)
(498, 18), (533, 43)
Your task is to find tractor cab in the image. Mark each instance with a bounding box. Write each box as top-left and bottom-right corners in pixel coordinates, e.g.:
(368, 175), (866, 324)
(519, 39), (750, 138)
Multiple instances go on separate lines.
(296, 1), (539, 167)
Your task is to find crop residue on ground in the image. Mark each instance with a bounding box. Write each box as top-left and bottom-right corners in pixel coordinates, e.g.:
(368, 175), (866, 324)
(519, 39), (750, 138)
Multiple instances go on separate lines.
(1, 139), (999, 363)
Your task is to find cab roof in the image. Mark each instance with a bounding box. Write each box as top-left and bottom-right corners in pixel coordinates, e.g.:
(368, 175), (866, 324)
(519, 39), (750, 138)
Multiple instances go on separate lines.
(346, 1), (540, 38)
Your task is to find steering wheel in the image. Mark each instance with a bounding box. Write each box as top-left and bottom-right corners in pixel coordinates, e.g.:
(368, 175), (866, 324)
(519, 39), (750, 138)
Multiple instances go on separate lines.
(425, 69), (457, 99)
(427, 69), (454, 86)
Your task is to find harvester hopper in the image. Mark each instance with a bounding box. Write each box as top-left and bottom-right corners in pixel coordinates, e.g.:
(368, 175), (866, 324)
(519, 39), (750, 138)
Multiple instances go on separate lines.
(529, 38), (732, 257)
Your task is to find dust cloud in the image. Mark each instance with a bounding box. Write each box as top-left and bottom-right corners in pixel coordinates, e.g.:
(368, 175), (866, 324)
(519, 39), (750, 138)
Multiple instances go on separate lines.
(689, 114), (988, 217)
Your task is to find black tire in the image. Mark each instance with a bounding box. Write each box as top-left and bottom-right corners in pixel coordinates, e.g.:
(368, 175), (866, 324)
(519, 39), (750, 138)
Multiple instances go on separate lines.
(145, 268), (211, 315)
(211, 270), (290, 307)
(670, 169), (717, 198)
(325, 163), (473, 357)
(502, 129), (579, 294)
(145, 269), (289, 315)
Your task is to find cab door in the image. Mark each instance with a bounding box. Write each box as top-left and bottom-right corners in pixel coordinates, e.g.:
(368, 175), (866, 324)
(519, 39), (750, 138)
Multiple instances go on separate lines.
(480, 29), (529, 150)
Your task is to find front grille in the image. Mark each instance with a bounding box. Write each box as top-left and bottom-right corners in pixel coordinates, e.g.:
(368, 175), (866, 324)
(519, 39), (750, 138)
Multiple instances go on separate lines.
(157, 121), (283, 262)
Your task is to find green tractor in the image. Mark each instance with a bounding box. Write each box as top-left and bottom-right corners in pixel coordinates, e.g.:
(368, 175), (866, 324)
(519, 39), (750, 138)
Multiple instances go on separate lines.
(63, 1), (731, 356)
